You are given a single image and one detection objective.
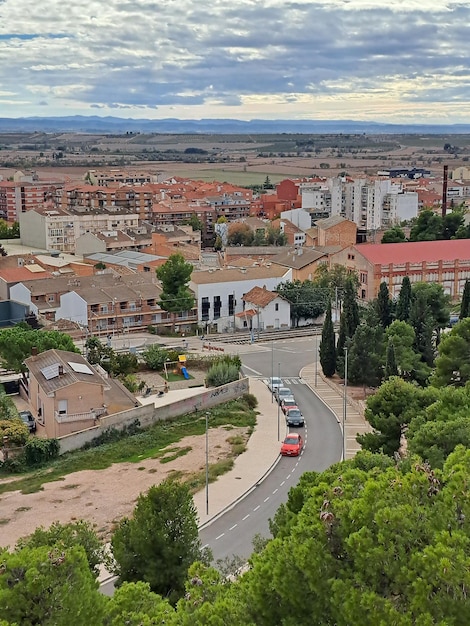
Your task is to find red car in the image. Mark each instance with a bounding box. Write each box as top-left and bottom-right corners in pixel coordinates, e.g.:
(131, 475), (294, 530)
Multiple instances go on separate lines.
(280, 433), (304, 456)
(281, 397), (298, 414)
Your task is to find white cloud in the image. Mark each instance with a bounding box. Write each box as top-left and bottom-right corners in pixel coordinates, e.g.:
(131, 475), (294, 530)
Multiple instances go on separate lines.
(0, 0), (469, 121)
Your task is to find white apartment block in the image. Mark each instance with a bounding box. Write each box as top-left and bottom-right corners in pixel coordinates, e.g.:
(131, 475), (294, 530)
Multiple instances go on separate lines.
(19, 207), (140, 253)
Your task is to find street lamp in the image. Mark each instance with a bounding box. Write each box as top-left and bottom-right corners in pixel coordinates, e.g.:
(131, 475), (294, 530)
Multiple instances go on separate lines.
(277, 362), (281, 441)
(205, 411), (210, 515)
(164, 358), (170, 380)
(271, 339), (274, 403)
(342, 346), (348, 461)
(315, 333), (319, 387)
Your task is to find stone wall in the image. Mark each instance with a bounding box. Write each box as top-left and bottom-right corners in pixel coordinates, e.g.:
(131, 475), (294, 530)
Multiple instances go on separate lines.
(58, 377), (250, 455)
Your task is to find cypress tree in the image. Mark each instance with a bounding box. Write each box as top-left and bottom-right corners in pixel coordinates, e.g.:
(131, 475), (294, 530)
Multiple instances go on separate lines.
(376, 281), (392, 328)
(320, 300), (336, 377)
(460, 279), (470, 319)
(396, 276), (412, 322)
(336, 277), (359, 376)
(384, 337), (398, 379)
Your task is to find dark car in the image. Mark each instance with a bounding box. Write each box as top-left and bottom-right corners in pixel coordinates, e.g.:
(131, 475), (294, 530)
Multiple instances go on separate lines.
(285, 408), (304, 427)
(19, 410), (36, 433)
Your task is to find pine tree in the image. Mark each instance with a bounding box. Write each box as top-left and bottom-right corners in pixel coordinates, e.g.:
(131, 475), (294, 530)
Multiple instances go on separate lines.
(396, 276), (412, 322)
(384, 337), (398, 379)
(376, 282), (392, 328)
(460, 279), (470, 319)
(320, 300), (336, 377)
(410, 291), (435, 368)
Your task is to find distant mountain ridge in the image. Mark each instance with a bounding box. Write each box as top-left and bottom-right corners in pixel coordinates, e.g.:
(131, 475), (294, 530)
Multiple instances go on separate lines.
(1, 116), (469, 134)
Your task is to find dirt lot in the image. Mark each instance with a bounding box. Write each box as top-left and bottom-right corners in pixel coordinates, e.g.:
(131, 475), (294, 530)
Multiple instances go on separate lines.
(0, 425), (246, 549)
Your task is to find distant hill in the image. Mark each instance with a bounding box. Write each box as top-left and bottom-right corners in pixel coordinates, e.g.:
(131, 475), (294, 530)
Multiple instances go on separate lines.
(1, 116), (470, 134)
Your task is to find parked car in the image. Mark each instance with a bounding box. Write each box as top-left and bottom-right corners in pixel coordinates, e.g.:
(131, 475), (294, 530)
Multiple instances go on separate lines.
(267, 377), (283, 392)
(285, 407), (304, 427)
(275, 387), (292, 403)
(19, 410), (36, 433)
(281, 396), (298, 414)
(280, 433), (303, 456)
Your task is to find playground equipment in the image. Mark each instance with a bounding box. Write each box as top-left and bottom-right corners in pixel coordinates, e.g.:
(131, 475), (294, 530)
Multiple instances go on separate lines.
(178, 354), (190, 379)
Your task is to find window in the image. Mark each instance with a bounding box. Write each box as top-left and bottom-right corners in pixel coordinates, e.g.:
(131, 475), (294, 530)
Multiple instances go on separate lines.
(228, 293), (235, 316)
(213, 296), (221, 319)
(201, 297), (210, 321)
(360, 272), (368, 284)
(275, 303), (279, 311)
(361, 289), (366, 299)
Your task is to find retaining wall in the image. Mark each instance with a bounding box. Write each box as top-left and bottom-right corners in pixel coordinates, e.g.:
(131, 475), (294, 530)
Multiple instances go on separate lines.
(58, 377), (250, 455)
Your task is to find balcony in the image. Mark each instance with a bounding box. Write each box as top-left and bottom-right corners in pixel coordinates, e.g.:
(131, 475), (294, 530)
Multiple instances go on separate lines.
(55, 406), (107, 424)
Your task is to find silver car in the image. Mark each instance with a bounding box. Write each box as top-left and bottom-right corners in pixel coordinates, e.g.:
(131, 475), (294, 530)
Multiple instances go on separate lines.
(275, 387), (292, 404)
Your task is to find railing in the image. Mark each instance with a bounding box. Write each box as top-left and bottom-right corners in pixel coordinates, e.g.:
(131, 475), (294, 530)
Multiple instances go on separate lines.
(55, 406), (107, 423)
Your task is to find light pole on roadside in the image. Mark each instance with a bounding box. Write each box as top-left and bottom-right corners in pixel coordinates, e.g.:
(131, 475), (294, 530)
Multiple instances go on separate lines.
(277, 362), (281, 441)
(271, 339), (274, 403)
(315, 333), (319, 387)
(205, 411), (210, 515)
(342, 346), (348, 461)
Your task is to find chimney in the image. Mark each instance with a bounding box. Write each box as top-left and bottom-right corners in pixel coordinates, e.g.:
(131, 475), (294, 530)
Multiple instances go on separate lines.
(442, 164), (448, 218)
(58, 365), (64, 376)
(31, 346), (38, 358)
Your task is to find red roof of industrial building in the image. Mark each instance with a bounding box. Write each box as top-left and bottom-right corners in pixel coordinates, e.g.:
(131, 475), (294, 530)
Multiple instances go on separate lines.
(356, 239), (470, 265)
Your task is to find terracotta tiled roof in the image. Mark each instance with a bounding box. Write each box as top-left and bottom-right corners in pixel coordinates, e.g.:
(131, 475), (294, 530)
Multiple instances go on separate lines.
(355, 240), (470, 265)
(0, 267), (52, 283)
(243, 286), (279, 308)
(235, 308), (256, 318)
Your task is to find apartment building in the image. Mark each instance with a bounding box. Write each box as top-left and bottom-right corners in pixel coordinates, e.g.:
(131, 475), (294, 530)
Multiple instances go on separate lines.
(85, 169), (155, 187)
(190, 265), (291, 332)
(0, 180), (60, 222)
(19, 205), (140, 253)
(330, 239), (470, 300)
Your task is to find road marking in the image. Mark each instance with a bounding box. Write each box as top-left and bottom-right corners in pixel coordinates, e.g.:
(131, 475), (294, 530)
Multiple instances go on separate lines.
(272, 488), (278, 494)
(216, 533), (225, 540)
(292, 467), (296, 472)
(229, 524), (238, 531)
(242, 365), (263, 375)
(202, 544), (209, 549)
(286, 474), (291, 480)
(264, 497), (270, 502)
(280, 480), (285, 486)
(242, 514), (250, 521)
(253, 505), (260, 512)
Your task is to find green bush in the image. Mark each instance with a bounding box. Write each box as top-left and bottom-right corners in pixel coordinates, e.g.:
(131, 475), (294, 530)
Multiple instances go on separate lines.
(119, 374), (139, 393)
(24, 437), (59, 466)
(242, 393), (258, 410)
(142, 345), (170, 370)
(206, 362), (240, 387)
(147, 324), (157, 334)
(0, 418), (29, 446)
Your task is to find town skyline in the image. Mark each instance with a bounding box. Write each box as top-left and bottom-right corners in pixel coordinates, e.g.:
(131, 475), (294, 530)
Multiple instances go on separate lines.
(1, 1), (469, 123)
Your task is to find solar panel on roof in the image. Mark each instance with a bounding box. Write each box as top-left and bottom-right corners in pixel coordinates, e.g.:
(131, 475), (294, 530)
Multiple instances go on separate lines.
(40, 363), (60, 380)
(68, 362), (93, 375)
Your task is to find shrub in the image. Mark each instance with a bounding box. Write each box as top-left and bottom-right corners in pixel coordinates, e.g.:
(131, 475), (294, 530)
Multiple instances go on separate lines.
(120, 374), (139, 393)
(242, 393), (258, 410)
(24, 437), (59, 466)
(147, 325), (157, 334)
(0, 418), (29, 446)
(142, 345), (170, 370)
(206, 362), (240, 387)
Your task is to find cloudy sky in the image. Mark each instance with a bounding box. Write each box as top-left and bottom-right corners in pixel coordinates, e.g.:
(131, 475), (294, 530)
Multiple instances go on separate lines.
(1, 0), (469, 122)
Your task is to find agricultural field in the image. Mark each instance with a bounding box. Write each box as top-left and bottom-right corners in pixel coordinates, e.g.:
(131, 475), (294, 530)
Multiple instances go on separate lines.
(1, 132), (469, 185)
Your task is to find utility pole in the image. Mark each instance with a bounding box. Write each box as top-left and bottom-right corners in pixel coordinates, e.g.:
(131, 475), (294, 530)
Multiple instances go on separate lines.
(277, 362), (281, 441)
(257, 305), (261, 341)
(205, 411), (210, 515)
(315, 332), (318, 387)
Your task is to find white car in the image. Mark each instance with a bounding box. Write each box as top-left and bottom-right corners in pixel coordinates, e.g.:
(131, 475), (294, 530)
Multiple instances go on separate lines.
(267, 377), (282, 392)
(275, 387), (293, 403)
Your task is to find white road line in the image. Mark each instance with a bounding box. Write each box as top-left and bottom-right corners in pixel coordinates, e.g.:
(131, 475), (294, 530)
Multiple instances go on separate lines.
(280, 480), (285, 486)
(286, 474), (291, 479)
(229, 524), (238, 531)
(216, 533), (225, 540)
(264, 497), (270, 502)
(292, 467), (296, 472)
(253, 505), (260, 512)
(202, 544), (209, 549)
(242, 365), (263, 375)
(272, 488), (278, 494)
(242, 514), (250, 521)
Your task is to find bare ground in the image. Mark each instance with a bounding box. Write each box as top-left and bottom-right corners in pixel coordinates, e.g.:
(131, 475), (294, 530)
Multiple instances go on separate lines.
(0, 425), (247, 549)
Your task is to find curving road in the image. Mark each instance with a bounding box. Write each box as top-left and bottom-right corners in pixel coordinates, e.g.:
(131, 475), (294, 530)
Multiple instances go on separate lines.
(200, 338), (342, 563)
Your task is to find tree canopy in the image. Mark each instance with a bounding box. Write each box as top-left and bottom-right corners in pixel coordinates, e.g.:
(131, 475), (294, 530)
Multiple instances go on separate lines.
(156, 254), (195, 316)
(0, 324), (78, 377)
(275, 279), (327, 326)
(432, 317), (470, 387)
(111, 479), (204, 604)
(381, 225), (406, 243)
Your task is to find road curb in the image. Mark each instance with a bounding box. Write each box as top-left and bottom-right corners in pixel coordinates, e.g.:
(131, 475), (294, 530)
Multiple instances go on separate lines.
(197, 452), (282, 531)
